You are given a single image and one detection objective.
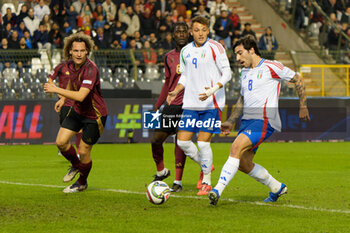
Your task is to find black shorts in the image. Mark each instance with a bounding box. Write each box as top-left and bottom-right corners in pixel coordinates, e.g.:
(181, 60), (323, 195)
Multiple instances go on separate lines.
(62, 109), (107, 145)
(155, 104), (183, 134)
(59, 106), (71, 126)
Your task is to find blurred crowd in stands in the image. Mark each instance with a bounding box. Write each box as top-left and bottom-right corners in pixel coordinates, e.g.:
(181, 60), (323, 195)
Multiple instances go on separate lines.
(282, 0), (350, 63)
(0, 0), (282, 72)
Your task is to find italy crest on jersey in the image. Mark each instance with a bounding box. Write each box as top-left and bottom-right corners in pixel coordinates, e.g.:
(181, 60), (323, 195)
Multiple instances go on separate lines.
(257, 70), (263, 79)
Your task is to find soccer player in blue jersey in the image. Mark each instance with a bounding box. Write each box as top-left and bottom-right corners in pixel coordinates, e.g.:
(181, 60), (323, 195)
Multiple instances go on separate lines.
(208, 35), (310, 205)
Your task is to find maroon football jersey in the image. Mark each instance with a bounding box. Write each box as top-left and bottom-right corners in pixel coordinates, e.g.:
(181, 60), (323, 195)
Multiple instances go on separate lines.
(155, 49), (184, 109)
(49, 62), (74, 107)
(68, 59), (107, 120)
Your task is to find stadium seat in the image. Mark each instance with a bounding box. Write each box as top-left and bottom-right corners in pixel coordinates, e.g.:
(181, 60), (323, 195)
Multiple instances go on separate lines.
(144, 65), (160, 80)
(2, 89), (16, 100)
(129, 66), (143, 80)
(2, 68), (18, 82)
(101, 67), (113, 81)
(36, 68), (48, 83)
(115, 67), (129, 78)
(20, 88), (33, 100)
(30, 79), (42, 91)
(0, 78), (10, 92)
(11, 78), (25, 91)
(32, 88), (47, 99)
(31, 58), (43, 75)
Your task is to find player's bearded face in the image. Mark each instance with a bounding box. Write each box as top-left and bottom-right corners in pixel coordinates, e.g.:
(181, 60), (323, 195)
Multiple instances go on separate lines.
(70, 41), (88, 67)
(191, 22), (209, 47)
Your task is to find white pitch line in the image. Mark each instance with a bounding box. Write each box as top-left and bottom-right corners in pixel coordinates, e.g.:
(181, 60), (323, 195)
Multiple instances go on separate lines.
(1, 180), (349, 214)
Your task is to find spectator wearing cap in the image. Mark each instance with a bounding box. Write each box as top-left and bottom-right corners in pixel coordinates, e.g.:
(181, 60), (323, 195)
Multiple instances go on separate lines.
(34, 22), (51, 50)
(23, 7), (40, 36)
(121, 6), (140, 37)
(214, 9), (234, 49)
(241, 22), (257, 40)
(34, 0), (51, 21)
(258, 26), (278, 60)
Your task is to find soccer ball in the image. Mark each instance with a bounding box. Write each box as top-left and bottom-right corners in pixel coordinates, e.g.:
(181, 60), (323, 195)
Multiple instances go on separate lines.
(146, 181), (171, 205)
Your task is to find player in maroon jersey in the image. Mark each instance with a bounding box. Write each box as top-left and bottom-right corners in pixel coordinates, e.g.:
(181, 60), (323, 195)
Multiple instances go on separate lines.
(44, 33), (107, 193)
(151, 22), (189, 192)
(48, 61), (82, 155)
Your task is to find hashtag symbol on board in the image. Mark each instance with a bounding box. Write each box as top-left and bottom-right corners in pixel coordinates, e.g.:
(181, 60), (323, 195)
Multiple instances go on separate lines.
(115, 104), (141, 137)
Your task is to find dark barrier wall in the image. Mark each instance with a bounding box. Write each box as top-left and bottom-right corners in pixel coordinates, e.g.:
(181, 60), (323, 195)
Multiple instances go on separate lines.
(0, 98), (349, 144)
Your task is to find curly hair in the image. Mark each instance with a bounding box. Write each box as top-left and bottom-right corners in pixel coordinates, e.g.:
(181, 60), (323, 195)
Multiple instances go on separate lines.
(63, 33), (95, 61)
(233, 35), (261, 57)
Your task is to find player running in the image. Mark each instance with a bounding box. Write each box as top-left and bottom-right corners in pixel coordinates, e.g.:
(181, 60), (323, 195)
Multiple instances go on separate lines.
(208, 35), (310, 205)
(48, 56), (82, 155)
(44, 33), (107, 193)
(168, 16), (232, 196)
(151, 22), (189, 192)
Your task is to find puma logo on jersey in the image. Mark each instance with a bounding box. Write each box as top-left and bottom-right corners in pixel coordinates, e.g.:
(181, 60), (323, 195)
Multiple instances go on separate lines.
(245, 130), (251, 135)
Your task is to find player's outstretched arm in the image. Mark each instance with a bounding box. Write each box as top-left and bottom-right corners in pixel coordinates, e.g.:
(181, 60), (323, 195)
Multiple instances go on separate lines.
(289, 74), (310, 121)
(167, 83), (184, 105)
(221, 95), (243, 135)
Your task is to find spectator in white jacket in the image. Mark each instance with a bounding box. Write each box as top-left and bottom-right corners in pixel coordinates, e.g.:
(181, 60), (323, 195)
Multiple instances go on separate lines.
(23, 8), (40, 36)
(34, 0), (50, 21)
(102, 0), (116, 23)
(121, 6), (140, 37)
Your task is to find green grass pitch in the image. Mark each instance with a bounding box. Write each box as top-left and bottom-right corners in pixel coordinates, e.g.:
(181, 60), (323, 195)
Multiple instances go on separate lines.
(0, 142), (349, 233)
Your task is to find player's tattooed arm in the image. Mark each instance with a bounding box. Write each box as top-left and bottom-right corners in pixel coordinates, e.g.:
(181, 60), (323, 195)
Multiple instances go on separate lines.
(290, 74), (307, 107)
(227, 95), (243, 124)
(289, 74), (310, 121)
